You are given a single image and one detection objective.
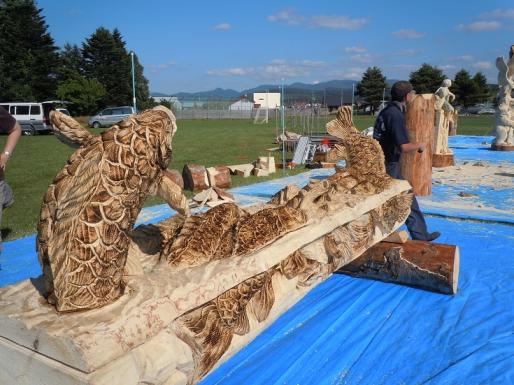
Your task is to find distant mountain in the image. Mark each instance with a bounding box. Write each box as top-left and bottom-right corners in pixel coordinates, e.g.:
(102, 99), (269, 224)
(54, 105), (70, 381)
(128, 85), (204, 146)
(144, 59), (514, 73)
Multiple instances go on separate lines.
(151, 79), (401, 101)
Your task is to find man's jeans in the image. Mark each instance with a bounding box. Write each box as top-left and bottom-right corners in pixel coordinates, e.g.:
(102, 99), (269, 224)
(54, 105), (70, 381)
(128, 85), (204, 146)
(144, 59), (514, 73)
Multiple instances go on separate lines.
(385, 162), (429, 240)
(0, 180), (15, 245)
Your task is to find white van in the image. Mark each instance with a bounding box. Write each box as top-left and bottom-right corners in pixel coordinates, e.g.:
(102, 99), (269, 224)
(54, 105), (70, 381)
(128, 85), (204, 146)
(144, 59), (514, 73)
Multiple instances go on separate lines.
(0, 101), (58, 135)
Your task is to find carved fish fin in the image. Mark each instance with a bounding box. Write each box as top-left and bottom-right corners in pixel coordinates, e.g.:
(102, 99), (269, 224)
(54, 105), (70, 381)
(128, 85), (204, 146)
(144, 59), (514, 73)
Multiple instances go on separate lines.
(231, 309), (250, 336)
(49, 110), (94, 148)
(248, 273), (275, 323)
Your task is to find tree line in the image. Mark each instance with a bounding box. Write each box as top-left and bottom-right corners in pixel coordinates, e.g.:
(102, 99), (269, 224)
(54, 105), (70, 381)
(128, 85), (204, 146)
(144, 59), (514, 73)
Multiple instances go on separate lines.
(357, 63), (494, 114)
(0, 0), (152, 115)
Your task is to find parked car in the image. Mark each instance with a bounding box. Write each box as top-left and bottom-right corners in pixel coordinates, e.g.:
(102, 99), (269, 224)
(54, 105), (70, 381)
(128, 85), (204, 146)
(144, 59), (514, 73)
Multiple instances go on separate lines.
(88, 106), (135, 128)
(56, 107), (71, 116)
(0, 102), (52, 135)
(477, 107), (495, 115)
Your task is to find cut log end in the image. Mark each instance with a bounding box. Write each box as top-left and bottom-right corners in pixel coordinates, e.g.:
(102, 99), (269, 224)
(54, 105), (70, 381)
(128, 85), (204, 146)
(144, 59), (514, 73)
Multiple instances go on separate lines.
(338, 240), (460, 295)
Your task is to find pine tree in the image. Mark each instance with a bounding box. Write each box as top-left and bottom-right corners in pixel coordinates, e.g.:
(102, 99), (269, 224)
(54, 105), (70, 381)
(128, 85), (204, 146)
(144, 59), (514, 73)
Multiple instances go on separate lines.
(472, 72), (491, 105)
(409, 64), (446, 94)
(0, 0), (59, 101)
(357, 67), (387, 114)
(453, 69), (477, 108)
(82, 27), (131, 107)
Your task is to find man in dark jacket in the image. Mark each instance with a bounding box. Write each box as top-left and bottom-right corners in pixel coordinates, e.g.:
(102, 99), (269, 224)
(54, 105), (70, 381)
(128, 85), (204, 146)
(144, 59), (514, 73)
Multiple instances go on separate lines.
(0, 106), (21, 248)
(373, 81), (440, 241)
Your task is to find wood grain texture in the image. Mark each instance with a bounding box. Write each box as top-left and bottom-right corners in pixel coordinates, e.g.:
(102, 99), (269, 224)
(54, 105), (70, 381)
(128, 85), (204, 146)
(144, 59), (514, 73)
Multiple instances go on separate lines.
(339, 240), (459, 294)
(401, 94), (435, 196)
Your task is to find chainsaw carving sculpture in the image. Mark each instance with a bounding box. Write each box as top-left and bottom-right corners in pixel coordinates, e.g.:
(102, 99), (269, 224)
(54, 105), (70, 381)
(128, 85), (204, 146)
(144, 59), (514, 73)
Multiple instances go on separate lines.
(1, 106), (422, 385)
(492, 45), (514, 150)
(37, 106), (189, 312)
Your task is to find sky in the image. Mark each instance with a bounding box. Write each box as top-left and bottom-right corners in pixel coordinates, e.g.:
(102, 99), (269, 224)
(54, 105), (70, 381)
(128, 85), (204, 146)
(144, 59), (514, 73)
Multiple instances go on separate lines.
(37, 0), (514, 94)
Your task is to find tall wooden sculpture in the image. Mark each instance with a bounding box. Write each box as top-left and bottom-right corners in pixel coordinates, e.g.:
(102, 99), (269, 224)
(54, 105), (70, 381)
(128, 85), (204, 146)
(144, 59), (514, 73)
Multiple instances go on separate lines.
(432, 79), (455, 166)
(492, 45), (514, 151)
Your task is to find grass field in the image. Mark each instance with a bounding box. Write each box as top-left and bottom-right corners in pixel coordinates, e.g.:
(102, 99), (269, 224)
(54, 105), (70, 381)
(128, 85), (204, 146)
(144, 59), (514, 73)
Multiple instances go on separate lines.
(0, 114), (494, 241)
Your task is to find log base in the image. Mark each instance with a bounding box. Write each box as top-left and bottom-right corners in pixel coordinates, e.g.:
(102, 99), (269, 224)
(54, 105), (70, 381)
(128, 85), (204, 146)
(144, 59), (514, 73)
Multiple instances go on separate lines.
(491, 143), (514, 151)
(338, 240), (459, 295)
(432, 153), (454, 167)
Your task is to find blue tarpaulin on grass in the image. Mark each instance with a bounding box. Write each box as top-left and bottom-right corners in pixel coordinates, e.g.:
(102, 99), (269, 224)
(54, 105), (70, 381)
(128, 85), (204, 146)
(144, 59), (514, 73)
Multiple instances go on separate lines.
(0, 135), (512, 384)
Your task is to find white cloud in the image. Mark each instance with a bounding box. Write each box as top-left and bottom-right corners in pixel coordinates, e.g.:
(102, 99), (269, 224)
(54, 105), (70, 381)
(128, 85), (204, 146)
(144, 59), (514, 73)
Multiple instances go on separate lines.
(268, 8), (367, 30)
(267, 8), (304, 25)
(392, 29), (424, 39)
(473, 61), (492, 70)
(455, 21), (501, 31)
(310, 15), (367, 30)
(480, 8), (514, 20)
(394, 49), (422, 56)
(350, 53), (374, 63)
(213, 22), (231, 31)
(451, 55), (474, 61)
(345, 46), (366, 53)
(207, 59), (326, 79)
(330, 67), (366, 80)
(206, 67), (254, 76)
(147, 61), (176, 73)
(389, 64), (418, 71)
(439, 64), (458, 70)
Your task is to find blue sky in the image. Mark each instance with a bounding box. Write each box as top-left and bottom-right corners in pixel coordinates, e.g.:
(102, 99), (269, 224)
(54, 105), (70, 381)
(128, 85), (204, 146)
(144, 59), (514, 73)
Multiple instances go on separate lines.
(38, 0), (513, 93)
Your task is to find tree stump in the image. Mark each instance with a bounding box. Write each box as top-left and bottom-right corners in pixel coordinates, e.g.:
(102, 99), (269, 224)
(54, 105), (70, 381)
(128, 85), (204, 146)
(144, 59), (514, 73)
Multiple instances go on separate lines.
(163, 169), (184, 189)
(400, 94), (435, 196)
(182, 164), (209, 191)
(338, 240), (459, 294)
(206, 166), (231, 188)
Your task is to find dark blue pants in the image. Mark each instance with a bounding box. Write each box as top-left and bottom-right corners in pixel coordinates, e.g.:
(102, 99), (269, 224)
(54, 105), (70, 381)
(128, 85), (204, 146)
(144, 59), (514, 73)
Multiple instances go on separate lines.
(385, 162), (429, 240)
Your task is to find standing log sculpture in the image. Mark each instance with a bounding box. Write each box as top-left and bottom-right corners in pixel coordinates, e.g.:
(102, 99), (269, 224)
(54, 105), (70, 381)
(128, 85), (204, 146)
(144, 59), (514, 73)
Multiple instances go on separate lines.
(0, 106), (433, 385)
(432, 80), (455, 167)
(401, 93), (435, 196)
(492, 45), (514, 151)
(339, 240), (459, 294)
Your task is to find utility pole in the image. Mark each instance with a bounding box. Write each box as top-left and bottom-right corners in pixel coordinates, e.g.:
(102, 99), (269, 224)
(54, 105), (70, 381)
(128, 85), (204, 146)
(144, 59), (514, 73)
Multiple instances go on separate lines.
(131, 51), (137, 111)
(351, 83), (355, 118)
(281, 79), (285, 173)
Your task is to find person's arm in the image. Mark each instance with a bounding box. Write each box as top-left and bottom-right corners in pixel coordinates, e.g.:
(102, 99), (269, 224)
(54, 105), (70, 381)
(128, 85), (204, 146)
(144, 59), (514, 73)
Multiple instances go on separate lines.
(0, 122), (22, 170)
(391, 111), (426, 154)
(400, 141), (425, 153)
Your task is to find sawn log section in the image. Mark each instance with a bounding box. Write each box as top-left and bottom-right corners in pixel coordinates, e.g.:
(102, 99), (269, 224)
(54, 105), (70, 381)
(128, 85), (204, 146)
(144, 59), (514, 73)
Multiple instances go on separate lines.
(339, 240), (459, 295)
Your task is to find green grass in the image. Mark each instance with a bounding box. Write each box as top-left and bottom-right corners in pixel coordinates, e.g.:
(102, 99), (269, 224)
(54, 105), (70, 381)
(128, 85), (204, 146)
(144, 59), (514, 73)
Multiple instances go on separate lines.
(0, 114), (494, 241)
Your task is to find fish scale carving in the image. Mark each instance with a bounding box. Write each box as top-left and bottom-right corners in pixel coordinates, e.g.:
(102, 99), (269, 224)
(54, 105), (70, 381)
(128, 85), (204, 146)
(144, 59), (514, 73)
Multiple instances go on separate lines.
(37, 106), (188, 312)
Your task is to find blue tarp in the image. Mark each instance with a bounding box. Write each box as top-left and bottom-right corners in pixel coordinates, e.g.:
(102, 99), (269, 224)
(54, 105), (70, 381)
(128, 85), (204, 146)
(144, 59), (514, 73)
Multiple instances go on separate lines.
(0, 135), (512, 384)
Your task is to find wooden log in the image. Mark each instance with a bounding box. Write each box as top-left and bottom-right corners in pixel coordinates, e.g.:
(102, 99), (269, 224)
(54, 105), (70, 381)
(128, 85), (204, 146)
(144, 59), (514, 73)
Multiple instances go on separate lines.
(182, 164), (209, 191)
(400, 94), (435, 196)
(491, 143), (514, 151)
(382, 230), (408, 244)
(338, 240), (459, 294)
(162, 169), (184, 189)
(206, 166), (231, 188)
(432, 153), (454, 167)
(253, 168), (269, 177)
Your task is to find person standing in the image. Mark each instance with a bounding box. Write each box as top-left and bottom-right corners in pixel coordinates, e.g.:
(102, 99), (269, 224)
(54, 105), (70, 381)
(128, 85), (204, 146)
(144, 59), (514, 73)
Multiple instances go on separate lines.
(0, 106), (21, 248)
(373, 81), (440, 242)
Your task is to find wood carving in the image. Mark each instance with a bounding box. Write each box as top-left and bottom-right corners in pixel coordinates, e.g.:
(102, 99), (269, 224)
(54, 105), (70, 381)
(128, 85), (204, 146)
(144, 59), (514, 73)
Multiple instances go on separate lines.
(432, 79), (455, 167)
(37, 106), (189, 312)
(339, 240), (459, 294)
(492, 45), (514, 151)
(400, 94), (435, 196)
(1, 107), (439, 384)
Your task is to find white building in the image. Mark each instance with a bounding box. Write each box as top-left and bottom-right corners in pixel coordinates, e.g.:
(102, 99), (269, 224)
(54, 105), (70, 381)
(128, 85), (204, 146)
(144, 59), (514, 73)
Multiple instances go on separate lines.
(229, 99), (254, 111)
(253, 92), (281, 109)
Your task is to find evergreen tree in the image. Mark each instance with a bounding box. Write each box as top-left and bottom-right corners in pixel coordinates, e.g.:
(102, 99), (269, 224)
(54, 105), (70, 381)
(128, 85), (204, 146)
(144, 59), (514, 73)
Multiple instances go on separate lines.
(356, 66), (387, 114)
(0, 0), (59, 101)
(409, 63), (446, 94)
(82, 27), (131, 107)
(56, 73), (106, 115)
(472, 72), (491, 104)
(453, 69), (477, 108)
(60, 43), (83, 76)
